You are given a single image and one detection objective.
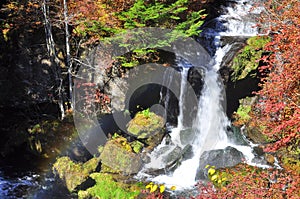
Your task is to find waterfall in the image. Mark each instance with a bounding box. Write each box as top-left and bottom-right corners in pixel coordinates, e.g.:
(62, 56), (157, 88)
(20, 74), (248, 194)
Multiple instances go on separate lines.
(177, 67), (189, 131)
(151, 47), (231, 188)
(142, 0), (262, 189)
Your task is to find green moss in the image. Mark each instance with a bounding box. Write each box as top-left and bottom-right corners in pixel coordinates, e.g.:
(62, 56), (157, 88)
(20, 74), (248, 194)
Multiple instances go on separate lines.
(231, 36), (270, 81)
(78, 173), (140, 199)
(236, 104), (251, 122)
(235, 97), (255, 125)
(130, 140), (144, 153)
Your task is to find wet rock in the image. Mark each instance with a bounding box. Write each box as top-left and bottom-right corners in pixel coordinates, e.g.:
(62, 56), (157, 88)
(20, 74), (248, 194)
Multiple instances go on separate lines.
(106, 77), (128, 112)
(253, 146), (265, 156)
(181, 144), (194, 160)
(162, 146), (182, 168)
(100, 140), (142, 175)
(143, 145), (182, 174)
(196, 146), (244, 180)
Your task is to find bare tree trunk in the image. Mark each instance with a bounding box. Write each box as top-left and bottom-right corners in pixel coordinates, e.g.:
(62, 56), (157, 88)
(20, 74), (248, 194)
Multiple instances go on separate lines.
(41, 0), (65, 119)
(63, 0), (73, 110)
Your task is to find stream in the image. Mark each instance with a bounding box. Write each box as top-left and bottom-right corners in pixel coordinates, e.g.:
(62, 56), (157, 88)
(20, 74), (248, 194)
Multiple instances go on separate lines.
(0, 0), (264, 198)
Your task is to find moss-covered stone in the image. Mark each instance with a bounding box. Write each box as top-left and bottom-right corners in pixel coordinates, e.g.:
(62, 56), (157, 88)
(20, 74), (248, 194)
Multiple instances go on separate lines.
(100, 140), (142, 175)
(52, 156), (100, 192)
(127, 109), (165, 148)
(231, 36), (270, 81)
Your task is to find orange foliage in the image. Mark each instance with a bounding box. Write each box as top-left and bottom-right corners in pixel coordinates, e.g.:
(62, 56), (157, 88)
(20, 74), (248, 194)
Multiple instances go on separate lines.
(67, 0), (135, 42)
(1, 0), (44, 31)
(253, 0), (300, 151)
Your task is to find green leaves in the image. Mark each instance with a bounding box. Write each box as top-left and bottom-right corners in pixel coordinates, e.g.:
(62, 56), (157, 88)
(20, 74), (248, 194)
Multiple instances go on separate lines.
(115, 0), (206, 67)
(119, 0), (205, 37)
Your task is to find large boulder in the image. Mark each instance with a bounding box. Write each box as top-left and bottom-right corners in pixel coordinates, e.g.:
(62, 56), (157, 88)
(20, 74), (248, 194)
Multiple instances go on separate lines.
(195, 146), (244, 180)
(100, 140), (142, 175)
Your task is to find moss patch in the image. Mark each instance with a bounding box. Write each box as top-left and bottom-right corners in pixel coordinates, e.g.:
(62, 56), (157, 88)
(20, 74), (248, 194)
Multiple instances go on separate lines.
(231, 36), (270, 81)
(78, 173), (141, 199)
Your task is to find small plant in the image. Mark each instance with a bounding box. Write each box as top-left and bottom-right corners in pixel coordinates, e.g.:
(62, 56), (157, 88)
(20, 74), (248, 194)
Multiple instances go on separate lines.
(142, 108), (151, 118)
(205, 165), (229, 188)
(145, 182), (165, 193)
(142, 182), (166, 199)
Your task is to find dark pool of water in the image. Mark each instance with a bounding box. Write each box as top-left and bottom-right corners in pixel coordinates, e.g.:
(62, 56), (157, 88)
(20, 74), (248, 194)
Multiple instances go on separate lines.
(0, 165), (75, 199)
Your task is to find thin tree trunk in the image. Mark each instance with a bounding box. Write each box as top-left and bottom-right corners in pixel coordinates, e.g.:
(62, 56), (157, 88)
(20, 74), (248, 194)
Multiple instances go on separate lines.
(42, 0), (65, 119)
(63, 0), (73, 110)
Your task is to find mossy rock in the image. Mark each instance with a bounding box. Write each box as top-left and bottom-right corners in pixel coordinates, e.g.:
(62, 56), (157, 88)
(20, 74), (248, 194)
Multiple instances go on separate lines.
(127, 110), (165, 148)
(231, 36), (270, 81)
(53, 156), (100, 192)
(100, 140), (142, 175)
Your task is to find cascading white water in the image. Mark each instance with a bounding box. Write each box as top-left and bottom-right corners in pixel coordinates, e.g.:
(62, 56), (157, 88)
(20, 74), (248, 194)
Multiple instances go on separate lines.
(152, 47), (231, 188)
(177, 67), (189, 131)
(142, 0), (264, 189)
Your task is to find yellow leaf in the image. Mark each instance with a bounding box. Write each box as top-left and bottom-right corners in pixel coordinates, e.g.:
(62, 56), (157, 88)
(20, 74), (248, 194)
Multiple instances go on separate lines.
(211, 175), (218, 181)
(159, 185), (165, 193)
(208, 168), (216, 175)
(145, 183), (152, 189)
(170, 186), (176, 191)
(205, 164), (210, 169)
(150, 184), (158, 193)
